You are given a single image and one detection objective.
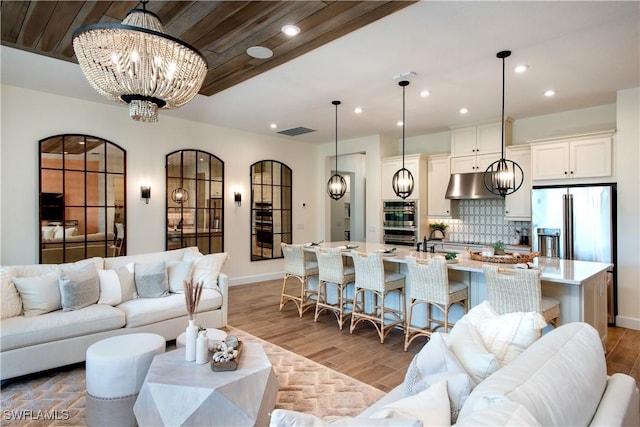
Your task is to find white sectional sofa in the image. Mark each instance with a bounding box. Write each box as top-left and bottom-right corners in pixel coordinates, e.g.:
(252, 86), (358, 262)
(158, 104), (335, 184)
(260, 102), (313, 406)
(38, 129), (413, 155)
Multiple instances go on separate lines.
(0, 247), (228, 381)
(271, 312), (639, 426)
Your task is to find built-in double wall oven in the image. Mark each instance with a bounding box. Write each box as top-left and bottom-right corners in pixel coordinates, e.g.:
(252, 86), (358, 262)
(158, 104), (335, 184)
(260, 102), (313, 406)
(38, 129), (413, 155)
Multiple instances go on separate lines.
(382, 200), (418, 246)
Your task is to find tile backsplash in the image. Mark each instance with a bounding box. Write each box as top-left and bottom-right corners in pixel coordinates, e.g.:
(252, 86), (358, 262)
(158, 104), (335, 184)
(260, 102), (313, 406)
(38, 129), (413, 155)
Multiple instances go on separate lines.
(429, 199), (530, 245)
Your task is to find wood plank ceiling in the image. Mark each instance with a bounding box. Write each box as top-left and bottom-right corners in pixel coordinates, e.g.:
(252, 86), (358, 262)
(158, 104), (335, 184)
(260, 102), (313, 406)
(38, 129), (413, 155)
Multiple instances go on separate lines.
(1, 1), (415, 97)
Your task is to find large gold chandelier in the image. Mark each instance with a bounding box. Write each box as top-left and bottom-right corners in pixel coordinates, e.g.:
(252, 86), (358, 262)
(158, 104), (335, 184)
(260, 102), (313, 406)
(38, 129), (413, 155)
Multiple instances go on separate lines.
(72, 1), (208, 123)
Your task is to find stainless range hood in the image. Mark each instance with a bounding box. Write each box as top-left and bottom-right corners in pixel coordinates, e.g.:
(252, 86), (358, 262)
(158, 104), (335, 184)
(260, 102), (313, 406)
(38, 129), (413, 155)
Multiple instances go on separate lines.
(445, 172), (503, 200)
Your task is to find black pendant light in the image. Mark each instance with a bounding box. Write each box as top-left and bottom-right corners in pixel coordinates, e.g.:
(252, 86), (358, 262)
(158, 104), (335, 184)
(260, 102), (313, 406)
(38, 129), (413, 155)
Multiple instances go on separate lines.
(484, 50), (524, 197)
(392, 80), (414, 199)
(327, 100), (347, 200)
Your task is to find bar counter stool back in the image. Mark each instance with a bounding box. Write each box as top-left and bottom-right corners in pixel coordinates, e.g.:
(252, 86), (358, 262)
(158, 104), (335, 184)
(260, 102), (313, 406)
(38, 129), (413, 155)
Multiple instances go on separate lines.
(280, 243), (319, 317)
(404, 256), (469, 351)
(314, 247), (355, 329)
(349, 251), (405, 343)
(483, 265), (560, 327)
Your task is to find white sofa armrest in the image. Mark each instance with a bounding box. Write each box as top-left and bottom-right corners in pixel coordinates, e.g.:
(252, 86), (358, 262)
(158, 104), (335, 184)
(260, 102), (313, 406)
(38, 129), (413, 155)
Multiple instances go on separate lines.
(589, 373), (639, 427)
(217, 272), (229, 327)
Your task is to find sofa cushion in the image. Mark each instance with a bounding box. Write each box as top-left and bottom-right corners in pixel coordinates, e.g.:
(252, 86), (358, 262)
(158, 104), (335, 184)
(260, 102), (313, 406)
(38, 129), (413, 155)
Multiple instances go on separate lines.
(134, 261), (169, 298)
(403, 332), (473, 422)
(1, 268), (23, 318)
(12, 273), (61, 316)
(370, 379), (450, 426)
(447, 316), (499, 385)
(458, 322), (607, 426)
(182, 251), (229, 291)
(116, 289), (221, 328)
(454, 400), (541, 426)
(97, 263), (136, 306)
(269, 410), (422, 426)
(0, 304), (125, 351)
(167, 260), (193, 293)
(59, 262), (100, 311)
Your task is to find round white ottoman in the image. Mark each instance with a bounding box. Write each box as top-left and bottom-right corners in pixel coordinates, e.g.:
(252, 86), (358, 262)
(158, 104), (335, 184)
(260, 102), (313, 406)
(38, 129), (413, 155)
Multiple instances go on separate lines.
(85, 333), (165, 427)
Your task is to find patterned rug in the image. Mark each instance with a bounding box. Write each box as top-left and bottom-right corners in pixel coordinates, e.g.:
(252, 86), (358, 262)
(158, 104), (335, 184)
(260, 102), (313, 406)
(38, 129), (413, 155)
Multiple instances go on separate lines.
(0, 327), (384, 426)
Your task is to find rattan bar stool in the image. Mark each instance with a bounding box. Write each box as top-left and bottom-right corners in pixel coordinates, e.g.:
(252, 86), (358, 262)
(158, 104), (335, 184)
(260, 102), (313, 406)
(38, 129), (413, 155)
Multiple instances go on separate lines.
(280, 243), (319, 317)
(314, 247), (355, 329)
(483, 265), (560, 327)
(349, 251), (405, 343)
(404, 256), (469, 351)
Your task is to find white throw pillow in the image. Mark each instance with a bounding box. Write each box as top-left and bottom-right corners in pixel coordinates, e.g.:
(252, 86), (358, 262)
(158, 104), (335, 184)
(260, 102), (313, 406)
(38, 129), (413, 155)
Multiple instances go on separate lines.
(371, 380), (450, 426)
(53, 225), (64, 239)
(1, 268), (23, 318)
(134, 261), (169, 298)
(182, 251), (229, 291)
(58, 262), (100, 311)
(41, 226), (56, 240)
(97, 263), (136, 305)
(446, 317), (500, 385)
(65, 227), (78, 237)
(167, 260), (193, 293)
(268, 410), (422, 427)
(12, 273), (61, 316)
(404, 332), (474, 422)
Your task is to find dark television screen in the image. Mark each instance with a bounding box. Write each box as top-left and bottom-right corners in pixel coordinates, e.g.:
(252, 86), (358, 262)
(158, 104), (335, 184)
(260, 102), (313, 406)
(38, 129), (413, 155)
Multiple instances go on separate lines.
(41, 192), (64, 221)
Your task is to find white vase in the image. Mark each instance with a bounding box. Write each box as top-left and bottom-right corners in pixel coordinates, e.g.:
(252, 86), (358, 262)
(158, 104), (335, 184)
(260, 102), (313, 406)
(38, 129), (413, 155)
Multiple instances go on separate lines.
(196, 330), (209, 365)
(185, 319), (198, 362)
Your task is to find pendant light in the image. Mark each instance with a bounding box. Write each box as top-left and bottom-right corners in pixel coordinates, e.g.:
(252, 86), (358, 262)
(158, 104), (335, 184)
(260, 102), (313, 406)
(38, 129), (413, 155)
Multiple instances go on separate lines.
(484, 50), (524, 197)
(392, 80), (414, 199)
(327, 100), (347, 200)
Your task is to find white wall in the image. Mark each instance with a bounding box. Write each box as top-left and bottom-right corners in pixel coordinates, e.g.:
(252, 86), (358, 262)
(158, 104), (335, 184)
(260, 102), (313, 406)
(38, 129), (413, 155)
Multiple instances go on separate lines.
(0, 85), (319, 285)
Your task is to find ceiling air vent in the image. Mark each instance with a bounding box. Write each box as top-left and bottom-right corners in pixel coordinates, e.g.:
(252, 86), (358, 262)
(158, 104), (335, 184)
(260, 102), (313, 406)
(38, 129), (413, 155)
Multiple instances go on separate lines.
(277, 127), (316, 136)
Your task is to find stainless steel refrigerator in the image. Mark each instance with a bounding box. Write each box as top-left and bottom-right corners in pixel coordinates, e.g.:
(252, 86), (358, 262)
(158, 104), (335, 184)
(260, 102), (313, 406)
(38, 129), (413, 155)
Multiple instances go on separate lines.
(531, 184), (617, 323)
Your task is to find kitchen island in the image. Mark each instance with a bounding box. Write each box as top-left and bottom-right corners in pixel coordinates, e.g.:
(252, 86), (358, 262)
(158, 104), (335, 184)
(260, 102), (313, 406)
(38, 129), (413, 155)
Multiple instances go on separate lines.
(307, 241), (611, 343)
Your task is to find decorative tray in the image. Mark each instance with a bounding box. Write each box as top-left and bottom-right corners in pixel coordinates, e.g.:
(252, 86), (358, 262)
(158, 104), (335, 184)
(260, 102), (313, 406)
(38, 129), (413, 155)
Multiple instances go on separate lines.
(210, 340), (243, 372)
(470, 251), (540, 264)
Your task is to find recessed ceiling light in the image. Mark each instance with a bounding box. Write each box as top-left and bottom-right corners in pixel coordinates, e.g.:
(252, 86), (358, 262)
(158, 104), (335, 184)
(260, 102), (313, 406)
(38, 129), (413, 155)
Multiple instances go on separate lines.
(459, 107), (469, 114)
(514, 64), (529, 73)
(281, 24), (300, 36)
(354, 107), (363, 114)
(544, 90), (556, 97)
(246, 46), (273, 59)
(270, 123), (277, 129)
(420, 90), (430, 97)
(397, 121), (403, 127)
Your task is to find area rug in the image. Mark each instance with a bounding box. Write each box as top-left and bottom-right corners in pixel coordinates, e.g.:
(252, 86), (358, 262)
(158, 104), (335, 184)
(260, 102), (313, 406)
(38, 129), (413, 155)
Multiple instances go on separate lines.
(0, 327), (385, 426)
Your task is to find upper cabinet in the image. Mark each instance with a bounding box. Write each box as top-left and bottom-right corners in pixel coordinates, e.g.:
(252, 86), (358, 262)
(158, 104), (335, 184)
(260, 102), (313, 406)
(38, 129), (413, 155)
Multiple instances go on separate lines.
(530, 132), (613, 181)
(450, 120), (512, 173)
(504, 146), (532, 221)
(427, 154), (456, 217)
(381, 154), (427, 201)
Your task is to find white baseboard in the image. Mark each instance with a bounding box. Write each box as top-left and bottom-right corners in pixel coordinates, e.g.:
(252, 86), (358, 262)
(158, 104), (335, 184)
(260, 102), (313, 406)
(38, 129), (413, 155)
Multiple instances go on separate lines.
(615, 315), (640, 331)
(228, 272), (283, 286)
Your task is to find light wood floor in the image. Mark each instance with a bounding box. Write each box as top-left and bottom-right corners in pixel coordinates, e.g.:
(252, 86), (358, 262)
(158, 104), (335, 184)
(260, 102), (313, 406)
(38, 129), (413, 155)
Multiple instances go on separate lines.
(229, 279), (640, 393)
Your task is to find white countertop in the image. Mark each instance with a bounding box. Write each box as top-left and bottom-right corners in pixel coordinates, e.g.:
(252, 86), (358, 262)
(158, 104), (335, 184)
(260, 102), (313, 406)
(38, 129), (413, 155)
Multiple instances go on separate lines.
(307, 241), (612, 286)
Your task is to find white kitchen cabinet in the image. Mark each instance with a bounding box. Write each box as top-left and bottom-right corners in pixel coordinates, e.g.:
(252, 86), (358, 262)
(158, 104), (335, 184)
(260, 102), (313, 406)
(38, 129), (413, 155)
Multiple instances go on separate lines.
(530, 133), (613, 181)
(381, 154), (427, 201)
(427, 154), (456, 217)
(450, 120), (512, 173)
(504, 146), (531, 220)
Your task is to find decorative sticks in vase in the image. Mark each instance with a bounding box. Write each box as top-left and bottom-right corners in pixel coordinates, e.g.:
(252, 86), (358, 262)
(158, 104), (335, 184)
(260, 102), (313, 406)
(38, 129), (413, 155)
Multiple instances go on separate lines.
(184, 278), (204, 320)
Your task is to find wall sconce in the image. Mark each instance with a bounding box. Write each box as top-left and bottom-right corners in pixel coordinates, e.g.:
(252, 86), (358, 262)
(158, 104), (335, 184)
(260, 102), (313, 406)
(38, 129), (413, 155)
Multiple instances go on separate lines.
(140, 186), (151, 204)
(234, 192), (242, 206)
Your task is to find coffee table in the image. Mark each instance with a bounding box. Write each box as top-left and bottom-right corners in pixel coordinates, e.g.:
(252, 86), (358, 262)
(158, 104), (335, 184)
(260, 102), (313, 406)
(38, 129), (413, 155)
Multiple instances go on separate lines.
(133, 342), (279, 426)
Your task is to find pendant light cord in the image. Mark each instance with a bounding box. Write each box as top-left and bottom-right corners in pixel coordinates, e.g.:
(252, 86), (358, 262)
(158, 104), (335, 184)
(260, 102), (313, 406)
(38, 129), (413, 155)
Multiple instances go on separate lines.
(402, 82), (406, 169)
(501, 54), (505, 159)
(333, 100), (340, 173)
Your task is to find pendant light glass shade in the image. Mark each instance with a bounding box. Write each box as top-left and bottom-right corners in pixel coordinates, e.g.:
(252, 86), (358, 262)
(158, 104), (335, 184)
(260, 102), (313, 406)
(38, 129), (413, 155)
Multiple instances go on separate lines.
(392, 80), (414, 199)
(327, 100), (347, 200)
(484, 50), (524, 197)
(72, 1), (207, 123)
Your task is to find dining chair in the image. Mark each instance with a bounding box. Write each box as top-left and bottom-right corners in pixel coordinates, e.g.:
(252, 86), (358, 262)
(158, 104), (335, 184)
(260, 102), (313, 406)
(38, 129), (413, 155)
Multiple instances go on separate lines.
(349, 251), (405, 343)
(483, 265), (560, 327)
(280, 243), (319, 317)
(404, 256), (469, 351)
(314, 247), (355, 330)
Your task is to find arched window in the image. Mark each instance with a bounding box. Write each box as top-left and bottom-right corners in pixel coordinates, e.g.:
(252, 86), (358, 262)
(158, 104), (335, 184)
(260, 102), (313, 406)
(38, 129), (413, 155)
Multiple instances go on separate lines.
(166, 150), (224, 254)
(39, 134), (126, 263)
(251, 160), (292, 260)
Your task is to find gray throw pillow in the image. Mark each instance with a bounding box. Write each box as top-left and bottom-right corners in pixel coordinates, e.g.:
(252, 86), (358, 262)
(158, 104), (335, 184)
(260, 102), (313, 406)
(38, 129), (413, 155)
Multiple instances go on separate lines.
(58, 262), (100, 311)
(135, 261), (169, 298)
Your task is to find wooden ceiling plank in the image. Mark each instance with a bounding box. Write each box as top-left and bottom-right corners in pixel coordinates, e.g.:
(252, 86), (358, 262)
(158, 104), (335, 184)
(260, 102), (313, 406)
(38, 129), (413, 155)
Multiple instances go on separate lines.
(177, 1), (253, 49)
(156, 1), (193, 26)
(104, 1), (138, 21)
(22, 1), (58, 48)
(161, 1), (225, 42)
(60, 1), (114, 59)
(1, 1), (30, 44)
(39, 1), (85, 53)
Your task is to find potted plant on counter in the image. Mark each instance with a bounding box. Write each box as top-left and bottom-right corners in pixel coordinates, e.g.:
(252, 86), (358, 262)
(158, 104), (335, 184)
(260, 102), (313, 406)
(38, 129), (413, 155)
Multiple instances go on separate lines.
(429, 222), (448, 240)
(493, 240), (506, 255)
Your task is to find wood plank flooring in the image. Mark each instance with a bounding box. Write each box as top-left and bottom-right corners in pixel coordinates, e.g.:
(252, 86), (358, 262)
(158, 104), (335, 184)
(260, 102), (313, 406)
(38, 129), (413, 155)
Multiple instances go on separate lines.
(228, 279), (640, 392)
